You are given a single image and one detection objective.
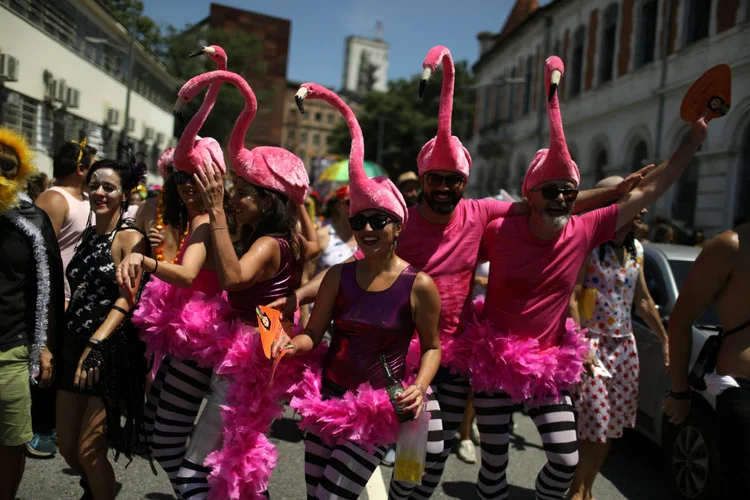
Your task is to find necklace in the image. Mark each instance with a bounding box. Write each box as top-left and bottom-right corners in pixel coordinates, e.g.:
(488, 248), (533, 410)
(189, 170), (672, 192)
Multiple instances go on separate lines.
(154, 191), (189, 263)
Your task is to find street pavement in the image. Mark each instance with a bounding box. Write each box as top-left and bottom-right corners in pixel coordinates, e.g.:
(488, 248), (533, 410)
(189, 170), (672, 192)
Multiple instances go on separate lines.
(17, 408), (671, 499)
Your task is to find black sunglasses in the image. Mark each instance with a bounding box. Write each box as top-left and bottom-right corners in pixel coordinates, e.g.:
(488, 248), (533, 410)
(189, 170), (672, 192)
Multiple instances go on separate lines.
(425, 173), (464, 190)
(349, 213), (394, 231)
(173, 170), (194, 185)
(533, 186), (579, 202)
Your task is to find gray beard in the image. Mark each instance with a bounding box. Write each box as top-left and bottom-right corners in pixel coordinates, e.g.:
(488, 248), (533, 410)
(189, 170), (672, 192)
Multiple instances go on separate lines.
(542, 212), (571, 229)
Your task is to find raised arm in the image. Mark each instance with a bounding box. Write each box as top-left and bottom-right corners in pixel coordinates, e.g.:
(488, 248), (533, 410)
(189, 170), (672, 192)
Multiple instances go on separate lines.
(663, 230), (737, 424)
(617, 117), (708, 229)
(296, 202), (321, 261)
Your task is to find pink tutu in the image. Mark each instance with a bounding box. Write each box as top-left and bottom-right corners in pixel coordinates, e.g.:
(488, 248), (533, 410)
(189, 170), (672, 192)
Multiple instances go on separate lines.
(451, 297), (589, 403)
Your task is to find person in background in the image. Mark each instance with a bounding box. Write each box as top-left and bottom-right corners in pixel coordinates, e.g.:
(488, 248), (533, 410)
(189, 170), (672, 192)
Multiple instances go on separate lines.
(0, 128), (64, 500)
(26, 173), (48, 202)
(664, 222), (750, 498)
(634, 221), (649, 243)
(567, 177), (669, 500)
(652, 224), (676, 244)
(315, 185), (358, 274)
(693, 228), (705, 247)
(30, 140), (95, 458)
(397, 170), (421, 208)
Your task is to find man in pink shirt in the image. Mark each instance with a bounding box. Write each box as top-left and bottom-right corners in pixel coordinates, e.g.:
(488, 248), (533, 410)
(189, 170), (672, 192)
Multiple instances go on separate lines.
(456, 56), (709, 500)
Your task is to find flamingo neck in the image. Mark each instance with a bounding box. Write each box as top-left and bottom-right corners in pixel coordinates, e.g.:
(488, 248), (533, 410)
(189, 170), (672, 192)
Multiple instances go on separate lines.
(315, 90), (365, 183)
(546, 88), (571, 165)
(436, 52), (455, 143)
(178, 61), (227, 153)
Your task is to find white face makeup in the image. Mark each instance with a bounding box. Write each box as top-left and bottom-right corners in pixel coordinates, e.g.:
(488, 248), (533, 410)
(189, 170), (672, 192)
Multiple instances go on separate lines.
(88, 168), (122, 197)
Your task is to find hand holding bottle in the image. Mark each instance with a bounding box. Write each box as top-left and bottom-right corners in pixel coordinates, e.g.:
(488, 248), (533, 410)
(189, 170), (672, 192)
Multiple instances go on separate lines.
(397, 384), (426, 419)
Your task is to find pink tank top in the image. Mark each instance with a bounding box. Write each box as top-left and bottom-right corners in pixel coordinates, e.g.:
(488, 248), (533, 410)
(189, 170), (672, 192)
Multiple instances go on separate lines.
(176, 233), (222, 296)
(49, 187), (92, 300)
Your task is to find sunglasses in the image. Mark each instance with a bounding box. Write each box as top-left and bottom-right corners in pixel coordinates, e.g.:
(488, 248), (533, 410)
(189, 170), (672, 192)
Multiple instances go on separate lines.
(173, 170), (194, 185)
(425, 173), (464, 190)
(349, 213), (394, 231)
(533, 186), (579, 202)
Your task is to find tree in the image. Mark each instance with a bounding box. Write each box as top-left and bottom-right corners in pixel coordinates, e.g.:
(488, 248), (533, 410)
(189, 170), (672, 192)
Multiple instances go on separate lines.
(100, 0), (161, 48)
(328, 60), (475, 179)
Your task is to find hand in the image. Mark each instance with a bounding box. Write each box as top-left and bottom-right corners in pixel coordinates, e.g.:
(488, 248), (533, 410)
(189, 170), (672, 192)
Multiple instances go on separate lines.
(271, 331), (296, 359)
(616, 164), (656, 197)
(148, 226), (165, 250)
(397, 384), (425, 418)
(194, 160), (225, 213)
(117, 253), (146, 289)
(663, 396), (690, 425)
(661, 339), (670, 368)
(38, 345), (55, 388)
(689, 112), (709, 146)
(266, 293), (298, 322)
(583, 352), (597, 377)
(74, 346), (100, 392)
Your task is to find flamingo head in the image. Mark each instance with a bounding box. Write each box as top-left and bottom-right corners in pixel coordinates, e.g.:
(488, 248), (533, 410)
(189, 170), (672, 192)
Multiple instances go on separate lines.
(419, 45), (451, 98)
(173, 72), (211, 123)
(545, 56), (565, 102)
(294, 83), (326, 114)
(189, 45), (228, 66)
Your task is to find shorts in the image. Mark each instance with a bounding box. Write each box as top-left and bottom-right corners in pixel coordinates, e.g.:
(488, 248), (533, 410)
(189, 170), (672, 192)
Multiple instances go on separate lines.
(0, 344), (33, 446)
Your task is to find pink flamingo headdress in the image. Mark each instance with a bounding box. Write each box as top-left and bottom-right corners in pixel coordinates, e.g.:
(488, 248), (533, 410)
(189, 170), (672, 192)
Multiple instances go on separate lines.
(417, 46), (472, 179)
(156, 147), (174, 178)
(522, 56), (580, 197)
(295, 83), (408, 225)
(178, 70), (309, 204)
(172, 45), (228, 174)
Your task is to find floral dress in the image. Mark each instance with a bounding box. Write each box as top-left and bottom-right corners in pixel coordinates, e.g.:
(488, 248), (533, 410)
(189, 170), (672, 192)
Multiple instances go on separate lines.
(576, 239), (643, 443)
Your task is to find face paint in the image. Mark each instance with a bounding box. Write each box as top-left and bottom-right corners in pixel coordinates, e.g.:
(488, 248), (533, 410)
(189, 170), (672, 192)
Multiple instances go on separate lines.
(88, 168), (122, 197)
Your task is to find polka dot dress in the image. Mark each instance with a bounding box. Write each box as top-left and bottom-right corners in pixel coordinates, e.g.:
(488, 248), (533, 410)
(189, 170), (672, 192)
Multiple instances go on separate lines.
(577, 240), (643, 443)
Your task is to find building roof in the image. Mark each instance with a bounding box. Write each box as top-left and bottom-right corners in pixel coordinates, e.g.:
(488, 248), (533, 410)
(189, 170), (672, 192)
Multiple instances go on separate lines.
(473, 0), (557, 73)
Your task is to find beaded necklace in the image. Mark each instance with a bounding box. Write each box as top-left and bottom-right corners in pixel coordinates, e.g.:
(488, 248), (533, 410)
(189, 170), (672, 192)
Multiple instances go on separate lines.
(154, 191), (189, 263)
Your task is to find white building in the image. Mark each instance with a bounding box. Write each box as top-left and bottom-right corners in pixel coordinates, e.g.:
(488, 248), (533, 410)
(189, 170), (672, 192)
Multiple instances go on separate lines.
(341, 35), (389, 95)
(469, 0), (750, 236)
(0, 0), (180, 185)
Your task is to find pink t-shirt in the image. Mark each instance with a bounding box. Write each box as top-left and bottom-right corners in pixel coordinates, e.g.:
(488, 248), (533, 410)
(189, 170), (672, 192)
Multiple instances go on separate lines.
(480, 204), (619, 348)
(356, 198), (516, 339)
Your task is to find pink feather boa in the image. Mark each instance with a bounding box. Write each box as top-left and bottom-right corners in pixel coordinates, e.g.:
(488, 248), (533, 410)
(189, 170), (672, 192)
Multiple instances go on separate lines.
(289, 337), (421, 453)
(450, 297), (589, 403)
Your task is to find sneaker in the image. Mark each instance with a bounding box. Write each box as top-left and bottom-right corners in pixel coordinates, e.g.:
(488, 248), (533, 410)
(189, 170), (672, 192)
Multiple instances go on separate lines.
(457, 440), (476, 464)
(49, 428), (57, 445)
(25, 433), (56, 458)
(471, 420), (480, 445)
(381, 446), (396, 467)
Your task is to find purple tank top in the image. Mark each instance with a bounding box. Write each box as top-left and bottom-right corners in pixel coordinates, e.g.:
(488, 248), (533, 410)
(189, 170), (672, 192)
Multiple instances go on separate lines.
(323, 261), (418, 391)
(176, 234), (222, 296)
(228, 238), (302, 325)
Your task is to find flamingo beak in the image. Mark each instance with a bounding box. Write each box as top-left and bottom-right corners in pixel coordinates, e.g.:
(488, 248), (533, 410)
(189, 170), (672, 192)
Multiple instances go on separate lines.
(419, 67), (432, 98)
(548, 70), (562, 102)
(189, 46), (206, 58)
(295, 87), (309, 114)
(173, 98), (185, 124)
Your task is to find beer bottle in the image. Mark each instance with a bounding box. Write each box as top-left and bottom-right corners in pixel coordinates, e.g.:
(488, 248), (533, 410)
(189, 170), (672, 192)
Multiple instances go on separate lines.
(380, 355), (412, 423)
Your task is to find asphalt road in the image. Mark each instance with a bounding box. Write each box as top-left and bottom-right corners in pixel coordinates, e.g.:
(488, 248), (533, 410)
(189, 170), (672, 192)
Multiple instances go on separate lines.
(17, 408), (671, 499)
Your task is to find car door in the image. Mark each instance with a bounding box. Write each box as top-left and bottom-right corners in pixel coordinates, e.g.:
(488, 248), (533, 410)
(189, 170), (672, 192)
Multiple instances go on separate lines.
(632, 250), (670, 438)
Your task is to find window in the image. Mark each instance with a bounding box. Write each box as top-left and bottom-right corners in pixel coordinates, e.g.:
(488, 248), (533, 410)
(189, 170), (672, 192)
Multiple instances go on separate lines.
(685, 0), (712, 45)
(636, 0), (658, 67)
(631, 140), (649, 172)
(553, 40), (561, 58)
(313, 134), (320, 146)
(494, 79), (503, 123)
(480, 87), (490, 127)
(303, 111), (310, 120)
(289, 107), (297, 118)
(315, 112), (322, 122)
(288, 130), (296, 141)
(3, 91), (39, 147)
(599, 4), (618, 83)
(570, 27), (586, 97)
(523, 56), (533, 115)
(595, 148), (608, 183)
(300, 131), (308, 142)
(508, 68), (517, 121)
(327, 114), (334, 124)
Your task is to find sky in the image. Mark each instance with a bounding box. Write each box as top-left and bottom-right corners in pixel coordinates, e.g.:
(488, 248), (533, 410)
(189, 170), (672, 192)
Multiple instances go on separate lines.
(143, 0), (551, 88)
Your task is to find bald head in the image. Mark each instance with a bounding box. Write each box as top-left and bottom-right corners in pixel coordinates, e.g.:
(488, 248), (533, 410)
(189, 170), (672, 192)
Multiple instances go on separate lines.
(594, 176), (623, 189)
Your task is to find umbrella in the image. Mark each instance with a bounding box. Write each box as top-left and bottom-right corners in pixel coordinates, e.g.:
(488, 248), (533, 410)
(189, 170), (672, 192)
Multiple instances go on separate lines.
(317, 159), (387, 182)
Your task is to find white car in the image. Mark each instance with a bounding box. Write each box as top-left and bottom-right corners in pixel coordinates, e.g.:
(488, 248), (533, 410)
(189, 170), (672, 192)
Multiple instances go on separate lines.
(633, 243), (722, 500)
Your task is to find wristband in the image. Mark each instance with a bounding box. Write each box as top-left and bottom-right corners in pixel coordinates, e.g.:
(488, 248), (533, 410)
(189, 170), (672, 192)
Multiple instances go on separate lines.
(152, 259), (159, 274)
(211, 226), (228, 231)
(112, 305), (128, 315)
(667, 389), (691, 400)
(413, 383), (426, 398)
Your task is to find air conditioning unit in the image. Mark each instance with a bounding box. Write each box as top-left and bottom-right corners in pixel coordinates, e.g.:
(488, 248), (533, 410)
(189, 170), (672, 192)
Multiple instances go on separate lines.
(56, 79), (67, 102)
(144, 127), (155, 141)
(45, 79), (57, 101)
(106, 108), (120, 126)
(6, 92), (21, 107)
(66, 88), (80, 108)
(0, 54), (19, 82)
(155, 132), (165, 146)
(127, 117), (135, 132)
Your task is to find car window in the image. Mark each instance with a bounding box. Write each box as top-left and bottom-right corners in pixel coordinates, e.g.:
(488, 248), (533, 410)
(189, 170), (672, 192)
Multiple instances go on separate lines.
(644, 258), (668, 308)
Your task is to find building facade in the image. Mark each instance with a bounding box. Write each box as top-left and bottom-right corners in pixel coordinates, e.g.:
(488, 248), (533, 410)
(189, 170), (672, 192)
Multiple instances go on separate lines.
(341, 35), (389, 95)
(469, 0), (750, 236)
(206, 3), (290, 149)
(0, 0), (179, 184)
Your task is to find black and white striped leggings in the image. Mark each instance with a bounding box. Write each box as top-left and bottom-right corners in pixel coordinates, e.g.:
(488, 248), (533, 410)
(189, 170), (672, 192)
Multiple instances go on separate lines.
(474, 391), (578, 500)
(141, 356), (212, 498)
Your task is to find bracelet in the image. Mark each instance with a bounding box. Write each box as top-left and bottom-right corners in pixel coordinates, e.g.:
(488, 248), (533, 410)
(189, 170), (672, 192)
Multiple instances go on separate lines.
(413, 383), (426, 398)
(87, 338), (101, 349)
(667, 389), (691, 400)
(211, 226), (228, 231)
(112, 305), (128, 315)
(152, 259), (159, 274)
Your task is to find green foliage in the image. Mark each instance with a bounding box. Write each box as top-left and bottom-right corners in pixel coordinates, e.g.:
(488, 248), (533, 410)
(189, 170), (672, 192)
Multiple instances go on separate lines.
(100, 0), (160, 48)
(328, 60), (475, 178)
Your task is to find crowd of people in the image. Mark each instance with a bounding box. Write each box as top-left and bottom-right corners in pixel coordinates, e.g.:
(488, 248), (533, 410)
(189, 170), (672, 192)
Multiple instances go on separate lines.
(0, 43), (746, 500)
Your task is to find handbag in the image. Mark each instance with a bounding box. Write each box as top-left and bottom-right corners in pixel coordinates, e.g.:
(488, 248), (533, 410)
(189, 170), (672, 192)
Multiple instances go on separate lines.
(578, 288), (597, 321)
(688, 317), (750, 391)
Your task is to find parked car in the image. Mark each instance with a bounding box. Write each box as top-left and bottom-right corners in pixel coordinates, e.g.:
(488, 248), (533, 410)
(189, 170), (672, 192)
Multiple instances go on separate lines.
(633, 243), (722, 500)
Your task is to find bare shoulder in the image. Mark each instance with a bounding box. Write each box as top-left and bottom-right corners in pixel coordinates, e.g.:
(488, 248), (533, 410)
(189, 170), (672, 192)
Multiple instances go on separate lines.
(703, 229), (740, 258)
(413, 271), (438, 297)
(35, 189), (66, 210)
(114, 228), (145, 248)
